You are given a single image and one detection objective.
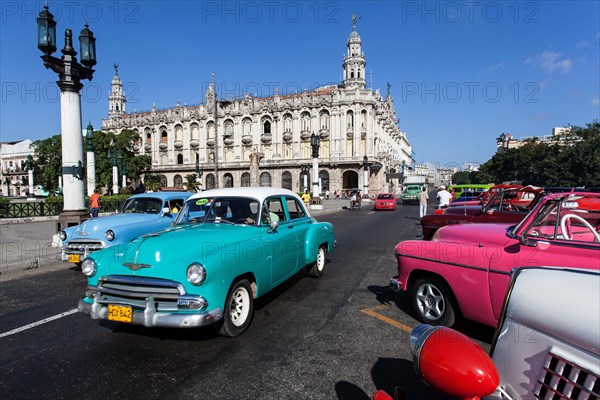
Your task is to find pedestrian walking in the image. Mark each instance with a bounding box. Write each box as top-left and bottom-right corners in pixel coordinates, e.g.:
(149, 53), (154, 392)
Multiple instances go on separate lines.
(419, 186), (429, 218)
(301, 189), (311, 207)
(325, 190), (330, 200)
(436, 185), (452, 209)
(90, 189), (101, 218)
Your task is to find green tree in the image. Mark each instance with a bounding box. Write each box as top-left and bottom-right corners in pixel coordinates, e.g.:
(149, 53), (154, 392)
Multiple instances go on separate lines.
(85, 129), (151, 191)
(184, 174), (201, 192)
(144, 173), (163, 192)
(451, 171), (472, 185)
(32, 135), (62, 195)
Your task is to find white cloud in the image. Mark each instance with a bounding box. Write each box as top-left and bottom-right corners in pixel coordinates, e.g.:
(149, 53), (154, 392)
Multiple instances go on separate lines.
(484, 63), (505, 75)
(526, 51), (573, 73)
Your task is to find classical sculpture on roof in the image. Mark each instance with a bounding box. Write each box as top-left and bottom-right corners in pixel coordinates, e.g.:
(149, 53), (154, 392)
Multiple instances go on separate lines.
(352, 14), (361, 30)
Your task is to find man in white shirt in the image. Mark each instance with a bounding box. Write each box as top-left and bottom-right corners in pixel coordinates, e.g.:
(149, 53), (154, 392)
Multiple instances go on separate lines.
(436, 185), (453, 209)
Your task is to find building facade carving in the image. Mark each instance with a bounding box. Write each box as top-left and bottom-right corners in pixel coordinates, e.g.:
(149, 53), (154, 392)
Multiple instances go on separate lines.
(102, 25), (414, 194)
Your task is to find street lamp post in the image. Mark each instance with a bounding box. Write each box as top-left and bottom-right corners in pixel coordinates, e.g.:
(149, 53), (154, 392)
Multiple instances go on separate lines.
(108, 149), (121, 195)
(85, 122), (96, 196)
(363, 155), (369, 196)
(37, 4), (96, 228)
(310, 133), (321, 198)
(27, 154), (34, 197)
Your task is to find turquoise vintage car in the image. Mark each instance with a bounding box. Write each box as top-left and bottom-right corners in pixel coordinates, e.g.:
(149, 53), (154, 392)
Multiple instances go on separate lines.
(59, 191), (191, 265)
(78, 187), (336, 337)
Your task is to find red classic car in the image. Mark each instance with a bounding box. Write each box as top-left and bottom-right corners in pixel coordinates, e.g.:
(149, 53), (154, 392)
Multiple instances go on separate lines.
(421, 185), (544, 239)
(373, 193), (397, 210)
(390, 192), (600, 328)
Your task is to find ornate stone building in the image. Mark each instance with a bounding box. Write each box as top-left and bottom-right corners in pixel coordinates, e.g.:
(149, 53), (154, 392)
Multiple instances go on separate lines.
(102, 25), (414, 194)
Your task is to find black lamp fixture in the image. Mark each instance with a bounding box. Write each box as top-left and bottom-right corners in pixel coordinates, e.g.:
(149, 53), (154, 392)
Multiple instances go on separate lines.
(310, 132), (320, 158)
(86, 122), (94, 152)
(37, 4), (57, 56)
(78, 24), (97, 68)
(37, 4), (96, 85)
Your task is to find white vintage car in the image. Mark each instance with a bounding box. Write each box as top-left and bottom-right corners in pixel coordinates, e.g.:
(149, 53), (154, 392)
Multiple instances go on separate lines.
(405, 266), (600, 400)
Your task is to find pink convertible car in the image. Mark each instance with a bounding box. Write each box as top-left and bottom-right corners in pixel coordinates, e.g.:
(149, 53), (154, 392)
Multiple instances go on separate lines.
(390, 192), (600, 327)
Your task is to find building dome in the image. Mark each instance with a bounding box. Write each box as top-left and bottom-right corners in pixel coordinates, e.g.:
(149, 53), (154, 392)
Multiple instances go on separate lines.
(348, 29), (361, 43)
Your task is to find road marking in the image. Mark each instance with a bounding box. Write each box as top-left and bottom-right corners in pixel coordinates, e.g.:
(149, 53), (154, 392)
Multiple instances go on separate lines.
(368, 211), (375, 215)
(360, 305), (413, 333)
(0, 308), (78, 339)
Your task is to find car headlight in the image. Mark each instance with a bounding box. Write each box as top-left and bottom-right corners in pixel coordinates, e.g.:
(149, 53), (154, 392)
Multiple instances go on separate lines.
(81, 258), (97, 277)
(187, 262), (206, 285)
(105, 230), (115, 241)
(58, 230), (67, 241)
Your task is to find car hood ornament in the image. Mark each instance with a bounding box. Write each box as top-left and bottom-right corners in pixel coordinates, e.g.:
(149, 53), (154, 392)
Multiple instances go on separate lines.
(123, 262), (152, 271)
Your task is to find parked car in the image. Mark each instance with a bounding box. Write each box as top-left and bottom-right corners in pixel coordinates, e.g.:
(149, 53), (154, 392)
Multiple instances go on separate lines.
(447, 183), (493, 200)
(421, 185), (544, 239)
(376, 267), (599, 400)
(374, 193), (397, 210)
(77, 187), (336, 337)
(58, 191), (191, 265)
(390, 192), (600, 327)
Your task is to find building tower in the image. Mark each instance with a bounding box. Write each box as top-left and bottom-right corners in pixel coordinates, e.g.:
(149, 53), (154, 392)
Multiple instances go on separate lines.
(108, 63), (126, 117)
(342, 16), (366, 89)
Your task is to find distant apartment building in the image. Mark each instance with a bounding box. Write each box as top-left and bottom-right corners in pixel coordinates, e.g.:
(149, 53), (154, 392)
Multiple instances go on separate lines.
(496, 127), (571, 153)
(0, 139), (40, 197)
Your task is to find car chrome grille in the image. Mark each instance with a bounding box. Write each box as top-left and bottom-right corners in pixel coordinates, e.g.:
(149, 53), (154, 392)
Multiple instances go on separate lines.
(65, 240), (103, 254)
(95, 276), (186, 312)
(535, 352), (600, 400)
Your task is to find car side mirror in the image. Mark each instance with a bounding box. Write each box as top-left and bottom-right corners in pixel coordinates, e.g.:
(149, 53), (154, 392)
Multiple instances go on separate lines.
(519, 234), (537, 247)
(267, 220), (279, 233)
(410, 325), (499, 399)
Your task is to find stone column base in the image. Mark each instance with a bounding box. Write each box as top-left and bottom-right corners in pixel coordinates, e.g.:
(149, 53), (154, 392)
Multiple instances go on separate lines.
(57, 209), (90, 232)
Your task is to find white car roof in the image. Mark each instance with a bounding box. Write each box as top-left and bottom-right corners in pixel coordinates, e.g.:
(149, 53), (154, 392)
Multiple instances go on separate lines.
(187, 187), (307, 210)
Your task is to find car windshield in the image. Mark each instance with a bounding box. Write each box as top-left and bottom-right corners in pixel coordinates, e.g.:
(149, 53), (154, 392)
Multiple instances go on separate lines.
(175, 196), (261, 225)
(120, 197), (163, 214)
(521, 195), (600, 243)
(378, 194), (394, 199)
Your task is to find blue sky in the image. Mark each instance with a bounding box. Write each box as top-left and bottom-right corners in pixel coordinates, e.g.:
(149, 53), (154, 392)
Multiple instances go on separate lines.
(1, 1), (599, 167)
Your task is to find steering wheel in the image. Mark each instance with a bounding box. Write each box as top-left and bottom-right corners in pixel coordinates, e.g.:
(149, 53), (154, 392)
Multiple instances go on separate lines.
(560, 213), (600, 242)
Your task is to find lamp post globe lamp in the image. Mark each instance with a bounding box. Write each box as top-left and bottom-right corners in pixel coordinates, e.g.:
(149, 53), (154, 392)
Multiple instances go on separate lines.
(86, 122), (96, 196)
(37, 4), (96, 228)
(363, 155), (369, 196)
(310, 133), (321, 197)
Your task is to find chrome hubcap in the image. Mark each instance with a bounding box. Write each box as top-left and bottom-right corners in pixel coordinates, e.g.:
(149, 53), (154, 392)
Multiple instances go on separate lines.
(416, 283), (445, 321)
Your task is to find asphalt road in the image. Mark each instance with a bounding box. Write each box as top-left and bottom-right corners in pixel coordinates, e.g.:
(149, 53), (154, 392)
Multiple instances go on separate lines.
(0, 204), (493, 400)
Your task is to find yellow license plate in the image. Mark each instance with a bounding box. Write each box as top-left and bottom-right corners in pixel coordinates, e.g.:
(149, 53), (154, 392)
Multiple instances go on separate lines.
(68, 254), (80, 263)
(108, 304), (133, 323)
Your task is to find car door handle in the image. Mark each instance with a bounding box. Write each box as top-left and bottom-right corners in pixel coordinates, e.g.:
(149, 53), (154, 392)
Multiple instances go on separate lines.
(288, 224), (294, 229)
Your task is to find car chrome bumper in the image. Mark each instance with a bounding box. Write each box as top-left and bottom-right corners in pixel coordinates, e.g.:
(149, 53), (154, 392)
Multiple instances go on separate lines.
(78, 298), (223, 329)
(389, 276), (402, 292)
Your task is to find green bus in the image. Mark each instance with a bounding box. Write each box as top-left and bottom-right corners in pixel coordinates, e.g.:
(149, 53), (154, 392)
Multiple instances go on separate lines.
(448, 184), (494, 200)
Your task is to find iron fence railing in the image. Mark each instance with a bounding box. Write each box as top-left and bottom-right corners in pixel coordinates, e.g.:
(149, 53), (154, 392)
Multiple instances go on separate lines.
(0, 199), (127, 219)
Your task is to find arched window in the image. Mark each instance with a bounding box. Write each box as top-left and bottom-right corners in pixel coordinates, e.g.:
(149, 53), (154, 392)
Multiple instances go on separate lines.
(319, 170), (330, 191)
(174, 174), (183, 188)
(259, 172), (272, 187)
(174, 124), (183, 141)
(190, 123), (199, 140)
(146, 132), (152, 144)
(299, 170), (311, 192)
(177, 154), (183, 164)
(161, 130), (168, 143)
(224, 173), (233, 188)
(241, 172), (251, 187)
(242, 118), (252, 135)
(263, 120), (271, 134)
(206, 174), (215, 190)
(319, 110), (330, 130)
(281, 171), (292, 190)
(160, 175), (168, 188)
(346, 110), (354, 128)
(283, 113), (292, 132)
(301, 112), (310, 132)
